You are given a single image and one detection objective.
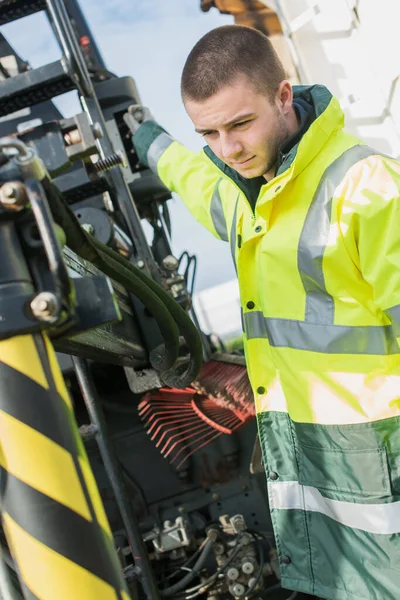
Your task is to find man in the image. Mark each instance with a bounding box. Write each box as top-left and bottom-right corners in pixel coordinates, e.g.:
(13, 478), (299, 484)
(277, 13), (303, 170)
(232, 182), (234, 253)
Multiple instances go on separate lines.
(125, 25), (400, 600)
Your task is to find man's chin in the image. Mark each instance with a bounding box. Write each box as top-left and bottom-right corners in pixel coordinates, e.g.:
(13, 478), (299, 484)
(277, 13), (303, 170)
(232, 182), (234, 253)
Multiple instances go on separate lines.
(233, 165), (265, 179)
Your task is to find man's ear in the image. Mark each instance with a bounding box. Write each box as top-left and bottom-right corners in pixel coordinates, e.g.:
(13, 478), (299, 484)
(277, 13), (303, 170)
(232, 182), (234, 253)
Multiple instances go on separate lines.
(275, 80), (293, 115)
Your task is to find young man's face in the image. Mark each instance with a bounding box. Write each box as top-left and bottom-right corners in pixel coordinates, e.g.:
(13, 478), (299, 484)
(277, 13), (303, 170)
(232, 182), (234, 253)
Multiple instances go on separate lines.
(185, 75), (292, 180)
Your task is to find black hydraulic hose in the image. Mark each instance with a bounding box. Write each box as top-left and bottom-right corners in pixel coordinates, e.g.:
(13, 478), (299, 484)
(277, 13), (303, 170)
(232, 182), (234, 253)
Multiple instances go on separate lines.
(244, 537), (264, 599)
(41, 177), (203, 386)
(90, 236), (180, 371)
(160, 538), (215, 597)
(96, 240), (203, 388)
(40, 177), (180, 372)
(158, 544), (204, 585)
(183, 535), (244, 596)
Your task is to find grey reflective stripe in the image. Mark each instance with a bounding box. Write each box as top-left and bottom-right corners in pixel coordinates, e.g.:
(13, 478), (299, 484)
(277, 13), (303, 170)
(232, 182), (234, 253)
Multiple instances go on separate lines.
(230, 196), (239, 272)
(210, 178), (228, 241)
(243, 311), (400, 355)
(243, 146), (397, 356)
(385, 304), (400, 336)
(243, 311), (268, 339)
(147, 133), (174, 172)
(268, 480), (400, 535)
(298, 145), (376, 325)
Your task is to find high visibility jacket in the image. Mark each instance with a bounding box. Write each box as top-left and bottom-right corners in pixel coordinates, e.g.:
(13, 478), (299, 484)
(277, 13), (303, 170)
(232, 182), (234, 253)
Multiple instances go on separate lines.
(133, 85), (400, 600)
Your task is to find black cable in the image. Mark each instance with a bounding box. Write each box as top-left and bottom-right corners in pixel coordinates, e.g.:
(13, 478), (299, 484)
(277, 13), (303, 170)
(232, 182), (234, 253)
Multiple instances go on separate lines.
(186, 256), (197, 297)
(95, 239), (203, 388)
(177, 533), (245, 599)
(41, 177), (204, 386)
(177, 251), (189, 270)
(41, 177), (179, 372)
(244, 536), (264, 599)
(157, 543), (204, 585)
(247, 529), (274, 550)
(160, 538), (215, 597)
(178, 252), (197, 297)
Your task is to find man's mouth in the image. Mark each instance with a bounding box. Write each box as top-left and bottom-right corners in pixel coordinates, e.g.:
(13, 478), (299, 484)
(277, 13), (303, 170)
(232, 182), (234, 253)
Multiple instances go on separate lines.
(233, 156), (256, 167)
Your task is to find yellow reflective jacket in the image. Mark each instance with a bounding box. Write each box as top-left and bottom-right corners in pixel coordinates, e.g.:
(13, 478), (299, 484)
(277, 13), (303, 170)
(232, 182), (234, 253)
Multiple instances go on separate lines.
(133, 85), (400, 600)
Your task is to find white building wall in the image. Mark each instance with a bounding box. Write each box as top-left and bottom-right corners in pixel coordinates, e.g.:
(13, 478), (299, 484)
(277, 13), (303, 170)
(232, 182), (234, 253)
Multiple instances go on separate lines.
(192, 279), (242, 341)
(271, 0), (400, 157)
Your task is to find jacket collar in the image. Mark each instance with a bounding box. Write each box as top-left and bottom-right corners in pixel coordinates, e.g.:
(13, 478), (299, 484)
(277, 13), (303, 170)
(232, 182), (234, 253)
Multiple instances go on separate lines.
(203, 85), (344, 203)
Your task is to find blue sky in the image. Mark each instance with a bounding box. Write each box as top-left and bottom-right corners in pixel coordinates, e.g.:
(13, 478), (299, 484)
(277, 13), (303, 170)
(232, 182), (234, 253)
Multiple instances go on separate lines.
(2, 1), (235, 291)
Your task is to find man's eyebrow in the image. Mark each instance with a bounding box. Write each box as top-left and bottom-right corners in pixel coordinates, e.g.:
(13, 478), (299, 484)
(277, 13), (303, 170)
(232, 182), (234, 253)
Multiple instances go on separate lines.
(195, 113), (256, 134)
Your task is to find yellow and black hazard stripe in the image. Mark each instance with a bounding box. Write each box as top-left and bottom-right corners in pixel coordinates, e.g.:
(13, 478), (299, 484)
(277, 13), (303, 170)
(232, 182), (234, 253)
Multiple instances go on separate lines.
(0, 332), (131, 600)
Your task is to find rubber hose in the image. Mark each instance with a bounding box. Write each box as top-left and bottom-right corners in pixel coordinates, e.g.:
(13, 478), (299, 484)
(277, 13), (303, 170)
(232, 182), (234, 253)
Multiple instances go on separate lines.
(161, 538), (214, 597)
(41, 178), (179, 372)
(41, 177), (202, 376)
(89, 237), (179, 371)
(95, 241), (203, 388)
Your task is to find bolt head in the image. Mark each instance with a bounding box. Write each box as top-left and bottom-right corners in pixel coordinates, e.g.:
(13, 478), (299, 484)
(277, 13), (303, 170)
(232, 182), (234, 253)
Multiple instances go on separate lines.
(3, 185), (17, 199)
(232, 583), (245, 597)
(227, 567), (239, 581)
(0, 182), (27, 210)
(115, 149), (127, 168)
(81, 223), (94, 235)
(30, 292), (59, 322)
(91, 122), (104, 139)
(242, 561), (254, 575)
(162, 255), (179, 271)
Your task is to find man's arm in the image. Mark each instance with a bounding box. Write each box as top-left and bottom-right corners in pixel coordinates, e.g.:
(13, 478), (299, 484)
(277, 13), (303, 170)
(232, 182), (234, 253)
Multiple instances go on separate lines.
(125, 107), (230, 243)
(355, 156), (400, 336)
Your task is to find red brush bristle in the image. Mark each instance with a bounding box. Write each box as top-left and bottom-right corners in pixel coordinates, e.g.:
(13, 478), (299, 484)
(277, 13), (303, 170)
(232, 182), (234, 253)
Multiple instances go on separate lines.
(192, 360), (255, 416)
(138, 359), (255, 467)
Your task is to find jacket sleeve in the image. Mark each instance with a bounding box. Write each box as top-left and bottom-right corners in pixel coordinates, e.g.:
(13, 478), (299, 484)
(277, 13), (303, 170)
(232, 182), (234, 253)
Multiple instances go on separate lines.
(132, 120), (230, 242)
(355, 156), (400, 336)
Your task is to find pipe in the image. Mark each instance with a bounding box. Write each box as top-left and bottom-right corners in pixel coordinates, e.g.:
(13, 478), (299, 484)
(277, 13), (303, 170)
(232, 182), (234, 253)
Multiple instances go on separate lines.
(160, 537), (215, 597)
(72, 357), (160, 600)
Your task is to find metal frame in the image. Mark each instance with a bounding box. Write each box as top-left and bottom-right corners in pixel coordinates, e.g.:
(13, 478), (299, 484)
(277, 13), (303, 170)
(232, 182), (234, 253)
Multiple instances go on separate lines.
(0, 1), (170, 598)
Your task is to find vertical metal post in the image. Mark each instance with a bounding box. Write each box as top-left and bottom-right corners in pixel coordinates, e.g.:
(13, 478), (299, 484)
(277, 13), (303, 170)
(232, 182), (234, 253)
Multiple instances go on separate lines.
(72, 356), (161, 600)
(45, 0), (160, 278)
(64, 0), (108, 71)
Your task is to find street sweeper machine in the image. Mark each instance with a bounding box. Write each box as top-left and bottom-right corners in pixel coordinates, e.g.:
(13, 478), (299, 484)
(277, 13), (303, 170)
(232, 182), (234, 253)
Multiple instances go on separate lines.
(0, 1), (310, 599)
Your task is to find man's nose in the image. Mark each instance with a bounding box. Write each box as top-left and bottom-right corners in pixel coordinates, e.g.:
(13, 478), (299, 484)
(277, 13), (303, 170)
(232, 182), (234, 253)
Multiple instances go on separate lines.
(220, 133), (242, 160)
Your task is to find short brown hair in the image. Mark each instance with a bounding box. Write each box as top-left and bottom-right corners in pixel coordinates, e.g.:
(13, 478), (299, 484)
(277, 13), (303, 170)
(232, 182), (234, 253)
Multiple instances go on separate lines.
(181, 25), (286, 103)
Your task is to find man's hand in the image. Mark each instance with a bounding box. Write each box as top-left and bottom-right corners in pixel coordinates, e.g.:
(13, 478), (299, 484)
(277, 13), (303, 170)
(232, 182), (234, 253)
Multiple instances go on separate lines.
(124, 104), (154, 135)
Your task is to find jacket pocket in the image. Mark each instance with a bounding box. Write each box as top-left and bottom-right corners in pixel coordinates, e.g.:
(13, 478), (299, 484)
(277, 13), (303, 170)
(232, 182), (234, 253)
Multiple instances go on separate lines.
(298, 443), (391, 498)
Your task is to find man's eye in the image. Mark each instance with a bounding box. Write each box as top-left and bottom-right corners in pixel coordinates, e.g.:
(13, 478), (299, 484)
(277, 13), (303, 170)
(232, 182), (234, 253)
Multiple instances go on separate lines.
(234, 121), (248, 128)
(202, 131), (216, 138)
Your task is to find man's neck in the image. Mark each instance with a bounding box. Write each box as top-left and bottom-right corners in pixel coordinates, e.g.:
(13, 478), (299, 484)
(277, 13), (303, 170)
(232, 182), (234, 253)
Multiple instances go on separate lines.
(264, 105), (301, 182)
